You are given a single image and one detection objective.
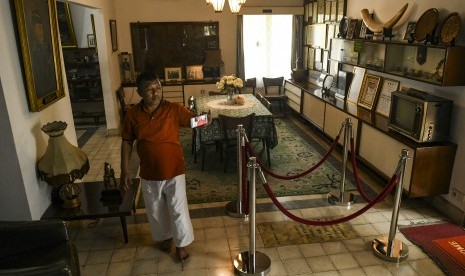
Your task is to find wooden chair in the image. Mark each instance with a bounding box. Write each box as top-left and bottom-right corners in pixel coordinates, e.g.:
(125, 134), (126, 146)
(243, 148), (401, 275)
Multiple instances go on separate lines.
(218, 113), (255, 172)
(116, 87), (135, 121)
(263, 77), (287, 116)
(241, 77), (256, 94)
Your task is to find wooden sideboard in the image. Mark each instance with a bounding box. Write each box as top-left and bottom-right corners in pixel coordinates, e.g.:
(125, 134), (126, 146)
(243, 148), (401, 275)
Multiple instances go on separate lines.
(284, 80), (457, 198)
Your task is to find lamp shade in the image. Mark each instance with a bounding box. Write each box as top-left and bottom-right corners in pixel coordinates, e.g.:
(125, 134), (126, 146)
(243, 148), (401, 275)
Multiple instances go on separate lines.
(204, 49), (225, 67)
(228, 0), (241, 14)
(37, 121), (89, 188)
(211, 0), (225, 12)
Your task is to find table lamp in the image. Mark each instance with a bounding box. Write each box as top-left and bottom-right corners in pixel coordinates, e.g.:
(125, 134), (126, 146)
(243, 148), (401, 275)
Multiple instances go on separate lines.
(37, 121), (89, 208)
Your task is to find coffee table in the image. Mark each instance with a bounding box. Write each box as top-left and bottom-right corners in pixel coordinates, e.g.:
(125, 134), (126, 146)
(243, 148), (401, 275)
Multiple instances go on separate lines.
(41, 178), (140, 243)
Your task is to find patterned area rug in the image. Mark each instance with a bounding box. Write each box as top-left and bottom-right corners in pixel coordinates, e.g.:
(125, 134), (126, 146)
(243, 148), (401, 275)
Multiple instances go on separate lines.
(258, 220), (359, 247)
(137, 117), (361, 206)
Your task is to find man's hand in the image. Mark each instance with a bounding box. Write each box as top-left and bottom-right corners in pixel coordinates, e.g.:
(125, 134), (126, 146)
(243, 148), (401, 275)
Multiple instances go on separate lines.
(120, 171), (131, 193)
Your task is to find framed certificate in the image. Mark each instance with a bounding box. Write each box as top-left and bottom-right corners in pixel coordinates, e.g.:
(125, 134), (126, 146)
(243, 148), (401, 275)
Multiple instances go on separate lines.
(358, 74), (382, 110)
(375, 78), (400, 117)
(347, 66), (366, 104)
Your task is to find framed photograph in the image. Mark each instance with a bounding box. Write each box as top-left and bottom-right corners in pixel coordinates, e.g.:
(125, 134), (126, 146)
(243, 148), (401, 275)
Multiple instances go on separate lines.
(317, 0), (325, 23)
(326, 24), (336, 50)
(312, 2), (318, 24)
(330, 1), (337, 22)
(403, 22), (416, 41)
(56, 1), (77, 48)
(109, 20), (118, 52)
(359, 21), (368, 38)
(324, 1), (331, 22)
(376, 78), (400, 117)
(186, 65), (204, 80)
(87, 34), (96, 48)
(357, 74), (382, 110)
(347, 66), (366, 104)
(346, 19), (358, 39)
(13, 0), (65, 112)
(165, 67), (182, 82)
(337, 0), (345, 22)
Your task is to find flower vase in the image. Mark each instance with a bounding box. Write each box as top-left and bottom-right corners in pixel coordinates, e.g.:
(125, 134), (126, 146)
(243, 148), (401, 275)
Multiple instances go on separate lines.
(226, 88), (236, 104)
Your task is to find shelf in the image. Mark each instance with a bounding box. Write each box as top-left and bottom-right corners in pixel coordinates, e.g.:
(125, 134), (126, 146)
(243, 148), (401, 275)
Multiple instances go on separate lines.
(331, 38), (465, 86)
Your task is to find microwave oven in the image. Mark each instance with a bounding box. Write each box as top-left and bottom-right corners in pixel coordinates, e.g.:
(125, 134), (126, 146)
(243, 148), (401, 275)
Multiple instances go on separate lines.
(388, 89), (453, 143)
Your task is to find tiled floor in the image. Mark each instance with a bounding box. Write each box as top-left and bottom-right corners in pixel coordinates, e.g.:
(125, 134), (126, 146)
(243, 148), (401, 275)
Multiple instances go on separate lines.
(73, 119), (448, 276)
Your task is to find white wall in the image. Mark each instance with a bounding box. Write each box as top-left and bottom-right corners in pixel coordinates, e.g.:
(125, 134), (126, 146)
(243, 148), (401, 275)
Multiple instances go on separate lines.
(346, 0), (465, 210)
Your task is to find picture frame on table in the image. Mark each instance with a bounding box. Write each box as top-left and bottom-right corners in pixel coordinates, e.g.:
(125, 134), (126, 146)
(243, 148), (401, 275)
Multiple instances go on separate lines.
(186, 65), (204, 80)
(165, 67), (182, 82)
(87, 34), (96, 48)
(13, 0), (65, 112)
(109, 20), (118, 52)
(56, 1), (77, 48)
(358, 74), (382, 111)
(375, 78), (400, 117)
(347, 66), (366, 104)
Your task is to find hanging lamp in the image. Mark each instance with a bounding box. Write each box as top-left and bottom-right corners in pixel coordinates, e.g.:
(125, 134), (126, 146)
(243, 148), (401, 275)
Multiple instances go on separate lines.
(205, 0), (212, 5)
(238, 0), (246, 5)
(228, 0), (241, 14)
(211, 0), (225, 12)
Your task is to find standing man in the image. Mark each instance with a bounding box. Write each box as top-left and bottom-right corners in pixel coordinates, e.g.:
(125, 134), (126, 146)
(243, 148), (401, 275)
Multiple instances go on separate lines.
(120, 72), (194, 262)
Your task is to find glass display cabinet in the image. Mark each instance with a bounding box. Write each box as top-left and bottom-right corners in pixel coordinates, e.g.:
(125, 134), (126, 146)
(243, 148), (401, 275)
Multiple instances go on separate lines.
(330, 38), (358, 65)
(359, 42), (386, 71)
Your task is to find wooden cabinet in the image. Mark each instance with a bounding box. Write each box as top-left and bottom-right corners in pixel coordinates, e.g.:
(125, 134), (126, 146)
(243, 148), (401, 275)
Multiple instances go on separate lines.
(183, 83), (216, 106)
(331, 38), (465, 86)
(162, 84), (184, 105)
(284, 82), (302, 113)
(286, 80), (457, 197)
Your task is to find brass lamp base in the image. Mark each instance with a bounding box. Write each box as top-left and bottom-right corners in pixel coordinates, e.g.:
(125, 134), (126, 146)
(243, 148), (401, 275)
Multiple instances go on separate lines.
(59, 183), (82, 209)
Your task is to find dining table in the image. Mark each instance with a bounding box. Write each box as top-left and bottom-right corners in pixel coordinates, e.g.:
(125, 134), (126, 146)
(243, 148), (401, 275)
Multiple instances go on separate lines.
(193, 94), (278, 153)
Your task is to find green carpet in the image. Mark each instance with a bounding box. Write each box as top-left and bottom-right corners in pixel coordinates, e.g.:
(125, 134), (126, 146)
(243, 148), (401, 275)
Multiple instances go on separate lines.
(137, 117), (361, 207)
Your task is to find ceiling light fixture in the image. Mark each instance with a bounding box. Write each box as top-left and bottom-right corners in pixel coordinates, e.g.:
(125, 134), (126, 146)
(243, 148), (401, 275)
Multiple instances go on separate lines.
(211, 0), (225, 12)
(228, 0), (241, 14)
(205, 0), (212, 5)
(238, 0), (246, 5)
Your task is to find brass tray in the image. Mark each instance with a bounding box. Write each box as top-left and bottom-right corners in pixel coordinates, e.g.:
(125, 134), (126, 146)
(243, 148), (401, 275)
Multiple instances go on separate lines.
(414, 8), (439, 42)
(439, 12), (461, 44)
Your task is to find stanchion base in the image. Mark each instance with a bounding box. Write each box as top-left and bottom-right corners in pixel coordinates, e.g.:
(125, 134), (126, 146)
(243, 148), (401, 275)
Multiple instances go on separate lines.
(327, 189), (356, 206)
(372, 236), (408, 263)
(233, 251), (271, 275)
(226, 201), (248, 218)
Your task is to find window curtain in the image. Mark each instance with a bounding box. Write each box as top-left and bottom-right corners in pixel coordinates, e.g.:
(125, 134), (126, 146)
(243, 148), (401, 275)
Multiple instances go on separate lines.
(291, 15), (304, 70)
(236, 15), (245, 80)
(242, 15), (292, 88)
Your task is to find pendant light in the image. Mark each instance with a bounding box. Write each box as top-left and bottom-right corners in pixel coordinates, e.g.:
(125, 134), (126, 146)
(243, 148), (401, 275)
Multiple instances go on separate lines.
(211, 0), (225, 12)
(238, 0), (246, 5)
(228, 0), (241, 14)
(205, 0), (212, 5)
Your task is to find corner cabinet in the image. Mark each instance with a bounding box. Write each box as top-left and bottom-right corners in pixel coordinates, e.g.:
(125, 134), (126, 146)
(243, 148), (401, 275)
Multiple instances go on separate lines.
(330, 38), (465, 86)
(286, 80), (457, 198)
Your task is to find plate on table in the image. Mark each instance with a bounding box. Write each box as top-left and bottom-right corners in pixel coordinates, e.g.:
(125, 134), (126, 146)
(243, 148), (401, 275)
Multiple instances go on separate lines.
(414, 8), (439, 42)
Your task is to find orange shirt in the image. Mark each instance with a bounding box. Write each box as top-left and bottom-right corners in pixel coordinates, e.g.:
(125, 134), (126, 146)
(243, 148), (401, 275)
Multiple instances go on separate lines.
(121, 99), (195, 181)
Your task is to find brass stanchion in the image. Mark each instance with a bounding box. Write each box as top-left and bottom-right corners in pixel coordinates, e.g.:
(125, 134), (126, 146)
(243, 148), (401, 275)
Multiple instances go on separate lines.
(233, 157), (271, 275)
(329, 118), (356, 206)
(372, 149), (409, 262)
(226, 124), (248, 218)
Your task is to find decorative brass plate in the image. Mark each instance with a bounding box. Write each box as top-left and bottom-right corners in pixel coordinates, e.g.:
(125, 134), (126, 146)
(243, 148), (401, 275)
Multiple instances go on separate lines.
(339, 16), (349, 38)
(414, 8), (439, 42)
(439, 12), (461, 44)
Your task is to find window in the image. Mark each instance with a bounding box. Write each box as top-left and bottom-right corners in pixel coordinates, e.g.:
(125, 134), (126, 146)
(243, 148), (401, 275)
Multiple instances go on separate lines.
(243, 15), (292, 87)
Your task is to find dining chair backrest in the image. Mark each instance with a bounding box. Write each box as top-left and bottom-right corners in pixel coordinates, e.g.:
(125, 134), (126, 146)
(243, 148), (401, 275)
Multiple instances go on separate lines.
(263, 77), (284, 95)
(209, 91), (225, 96)
(218, 113), (255, 140)
(116, 87), (135, 121)
(241, 77), (256, 94)
(256, 92), (264, 103)
(261, 97), (272, 111)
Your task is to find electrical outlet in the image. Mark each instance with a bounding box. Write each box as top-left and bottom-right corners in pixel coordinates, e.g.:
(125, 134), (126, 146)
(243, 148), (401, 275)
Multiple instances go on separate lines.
(452, 188), (465, 203)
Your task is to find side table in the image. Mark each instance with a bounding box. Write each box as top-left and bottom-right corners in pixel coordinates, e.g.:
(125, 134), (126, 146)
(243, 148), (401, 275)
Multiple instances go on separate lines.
(41, 178), (140, 243)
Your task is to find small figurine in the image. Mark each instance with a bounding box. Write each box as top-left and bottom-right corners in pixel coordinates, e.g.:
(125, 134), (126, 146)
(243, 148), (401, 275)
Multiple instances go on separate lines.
(103, 162), (117, 190)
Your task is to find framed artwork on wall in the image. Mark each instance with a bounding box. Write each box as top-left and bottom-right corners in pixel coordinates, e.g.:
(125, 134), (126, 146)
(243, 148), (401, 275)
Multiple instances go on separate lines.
(110, 20), (118, 52)
(186, 65), (204, 80)
(165, 67), (182, 82)
(13, 0), (65, 112)
(358, 74), (382, 110)
(347, 66), (366, 104)
(56, 1), (77, 48)
(87, 34), (96, 48)
(375, 78), (400, 117)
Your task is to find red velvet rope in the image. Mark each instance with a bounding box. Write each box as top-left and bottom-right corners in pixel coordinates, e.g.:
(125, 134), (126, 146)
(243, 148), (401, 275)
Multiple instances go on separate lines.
(245, 134), (341, 180)
(262, 174), (399, 226)
(350, 138), (373, 203)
